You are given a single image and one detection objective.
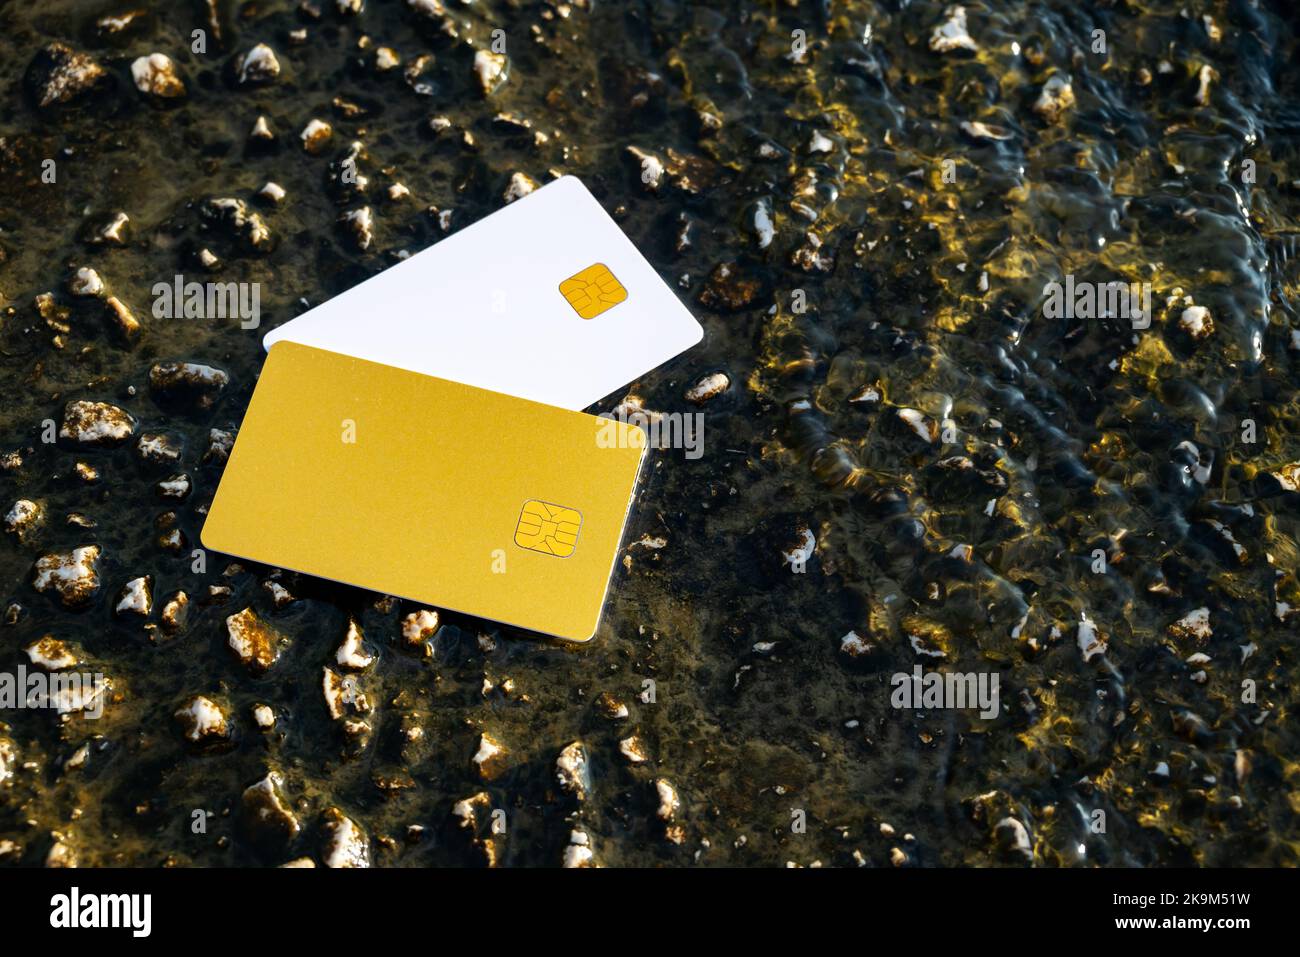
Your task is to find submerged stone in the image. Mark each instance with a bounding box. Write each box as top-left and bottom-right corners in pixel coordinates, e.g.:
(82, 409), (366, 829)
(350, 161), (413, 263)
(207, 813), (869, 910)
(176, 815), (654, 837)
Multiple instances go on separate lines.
(237, 43), (281, 84)
(241, 772), (299, 848)
(930, 6), (977, 53)
(32, 546), (101, 607)
(148, 361), (229, 410)
(26, 43), (109, 107)
(321, 808), (369, 868)
(131, 53), (186, 98)
(175, 695), (230, 745)
(555, 741), (590, 800)
(226, 607), (284, 673)
(60, 401), (135, 447)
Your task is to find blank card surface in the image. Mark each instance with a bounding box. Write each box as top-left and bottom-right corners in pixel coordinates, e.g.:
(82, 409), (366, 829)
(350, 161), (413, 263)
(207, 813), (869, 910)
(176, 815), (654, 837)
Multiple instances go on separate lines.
(262, 175), (702, 410)
(202, 342), (647, 642)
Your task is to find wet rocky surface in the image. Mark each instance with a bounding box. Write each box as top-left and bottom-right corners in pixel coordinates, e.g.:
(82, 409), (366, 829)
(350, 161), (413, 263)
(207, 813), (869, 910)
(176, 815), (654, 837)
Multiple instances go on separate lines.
(2, 0), (1300, 866)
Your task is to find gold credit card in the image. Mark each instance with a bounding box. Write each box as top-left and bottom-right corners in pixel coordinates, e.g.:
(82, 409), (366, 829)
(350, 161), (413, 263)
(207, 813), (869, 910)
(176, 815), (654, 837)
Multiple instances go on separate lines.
(201, 342), (646, 642)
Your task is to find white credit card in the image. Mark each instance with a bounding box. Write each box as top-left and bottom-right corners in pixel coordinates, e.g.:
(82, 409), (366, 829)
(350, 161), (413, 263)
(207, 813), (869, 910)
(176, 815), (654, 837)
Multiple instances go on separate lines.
(262, 175), (703, 410)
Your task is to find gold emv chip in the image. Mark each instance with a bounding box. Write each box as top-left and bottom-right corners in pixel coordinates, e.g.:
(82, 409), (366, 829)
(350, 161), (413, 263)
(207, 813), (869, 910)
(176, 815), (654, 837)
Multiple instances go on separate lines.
(514, 500), (583, 557)
(559, 263), (627, 319)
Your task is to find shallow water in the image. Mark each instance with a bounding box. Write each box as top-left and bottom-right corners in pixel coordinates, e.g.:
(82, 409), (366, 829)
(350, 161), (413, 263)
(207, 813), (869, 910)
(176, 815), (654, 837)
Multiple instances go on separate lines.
(1, 0), (1299, 866)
